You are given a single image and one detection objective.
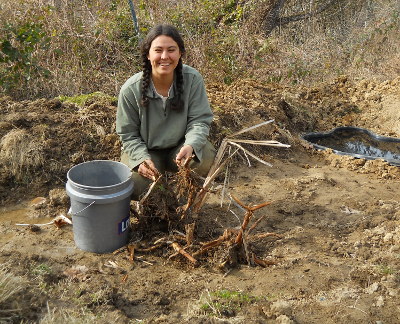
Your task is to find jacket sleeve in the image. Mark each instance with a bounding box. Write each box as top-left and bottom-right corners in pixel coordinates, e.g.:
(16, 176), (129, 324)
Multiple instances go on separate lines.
(116, 89), (151, 169)
(184, 74), (213, 162)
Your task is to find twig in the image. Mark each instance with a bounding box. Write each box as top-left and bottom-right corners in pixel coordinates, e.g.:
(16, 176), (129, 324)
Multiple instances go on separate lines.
(220, 146), (231, 207)
(228, 119), (275, 138)
(246, 214), (267, 235)
(133, 244), (165, 253)
(241, 149), (252, 167)
(242, 233), (251, 266)
(227, 141), (273, 167)
(252, 254), (278, 267)
(16, 214), (72, 227)
(230, 195), (272, 245)
(128, 245), (134, 263)
(228, 193), (246, 213)
(171, 242), (197, 265)
(139, 175), (162, 205)
(134, 256), (154, 266)
(229, 209), (242, 225)
(223, 268), (233, 277)
(228, 139), (291, 147)
(192, 150), (237, 213)
(192, 229), (235, 258)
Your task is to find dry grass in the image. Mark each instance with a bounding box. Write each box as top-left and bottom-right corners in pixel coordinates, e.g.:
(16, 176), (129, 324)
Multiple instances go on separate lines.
(0, 266), (25, 321)
(0, 129), (45, 180)
(39, 306), (101, 324)
(0, 267), (23, 305)
(262, 1), (400, 84)
(0, 0), (399, 98)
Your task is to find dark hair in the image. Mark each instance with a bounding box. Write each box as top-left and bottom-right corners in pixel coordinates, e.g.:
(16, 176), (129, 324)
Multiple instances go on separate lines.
(140, 24), (186, 110)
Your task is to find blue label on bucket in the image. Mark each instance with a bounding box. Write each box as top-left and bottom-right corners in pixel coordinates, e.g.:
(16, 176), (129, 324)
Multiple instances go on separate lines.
(118, 216), (130, 235)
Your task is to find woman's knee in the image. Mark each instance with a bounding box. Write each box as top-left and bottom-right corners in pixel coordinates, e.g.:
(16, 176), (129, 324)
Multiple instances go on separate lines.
(192, 141), (216, 177)
(131, 172), (152, 201)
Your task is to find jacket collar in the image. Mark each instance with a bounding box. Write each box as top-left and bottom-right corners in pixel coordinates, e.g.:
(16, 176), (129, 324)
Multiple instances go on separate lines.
(145, 73), (177, 99)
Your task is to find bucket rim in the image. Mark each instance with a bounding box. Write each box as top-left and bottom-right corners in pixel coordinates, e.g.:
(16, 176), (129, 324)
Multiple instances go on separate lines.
(67, 160), (132, 190)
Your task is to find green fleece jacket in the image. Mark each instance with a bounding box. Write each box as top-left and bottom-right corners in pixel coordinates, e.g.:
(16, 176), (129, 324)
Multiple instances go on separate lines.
(116, 64), (213, 169)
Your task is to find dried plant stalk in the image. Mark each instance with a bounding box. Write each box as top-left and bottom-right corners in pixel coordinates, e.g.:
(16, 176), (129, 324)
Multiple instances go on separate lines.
(139, 175), (162, 205)
(231, 195), (272, 245)
(191, 120), (289, 214)
(252, 254), (277, 267)
(127, 245), (135, 264)
(228, 139), (291, 147)
(227, 119), (275, 138)
(171, 242), (197, 265)
(192, 229), (237, 258)
(185, 223), (195, 246)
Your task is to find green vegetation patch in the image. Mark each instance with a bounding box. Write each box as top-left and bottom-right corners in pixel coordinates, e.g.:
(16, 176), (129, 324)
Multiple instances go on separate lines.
(200, 289), (262, 318)
(58, 91), (117, 107)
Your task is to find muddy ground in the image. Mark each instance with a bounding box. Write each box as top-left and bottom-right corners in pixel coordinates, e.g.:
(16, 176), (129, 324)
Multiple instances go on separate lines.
(0, 76), (399, 323)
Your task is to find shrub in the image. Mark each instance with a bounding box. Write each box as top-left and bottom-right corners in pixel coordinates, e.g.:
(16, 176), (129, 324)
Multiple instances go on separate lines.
(0, 20), (50, 95)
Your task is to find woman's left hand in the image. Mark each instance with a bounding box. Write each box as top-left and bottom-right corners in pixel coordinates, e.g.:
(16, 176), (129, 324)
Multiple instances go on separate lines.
(176, 145), (194, 165)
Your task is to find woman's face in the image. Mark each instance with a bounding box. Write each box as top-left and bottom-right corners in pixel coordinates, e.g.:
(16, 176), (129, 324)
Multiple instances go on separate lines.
(147, 35), (181, 80)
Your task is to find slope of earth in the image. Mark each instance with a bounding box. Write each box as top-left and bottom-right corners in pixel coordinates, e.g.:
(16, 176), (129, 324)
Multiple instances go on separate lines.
(0, 76), (399, 323)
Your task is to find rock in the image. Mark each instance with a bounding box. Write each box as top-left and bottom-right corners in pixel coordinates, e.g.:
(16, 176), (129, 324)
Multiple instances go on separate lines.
(271, 300), (292, 316)
(374, 296), (384, 307)
(276, 314), (295, 324)
(30, 197), (47, 209)
(365, 282), (379, 294)
(383, 233), (393, 243)
(364, 92), (381, 101)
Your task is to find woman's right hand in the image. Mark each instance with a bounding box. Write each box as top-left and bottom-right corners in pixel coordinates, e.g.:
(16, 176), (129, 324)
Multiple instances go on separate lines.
(138, 159), (160, 181)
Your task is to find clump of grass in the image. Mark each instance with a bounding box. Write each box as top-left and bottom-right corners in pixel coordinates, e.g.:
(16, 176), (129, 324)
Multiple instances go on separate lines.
(0, 129), (45, 181)
(58, 91), (117, 107)
(39, 305), (102, 324)
(0, 266), (25, 321)
(32, 263), (52, 277)
(376, 264), (396, 276)
(194, 289), (260, 318)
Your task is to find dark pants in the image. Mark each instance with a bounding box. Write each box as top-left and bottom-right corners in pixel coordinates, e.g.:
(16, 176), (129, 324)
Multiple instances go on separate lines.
(120, 141), (216, 200)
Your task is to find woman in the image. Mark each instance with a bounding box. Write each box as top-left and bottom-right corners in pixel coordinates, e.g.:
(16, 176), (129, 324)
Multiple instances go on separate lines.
(116, 24), (216, 200)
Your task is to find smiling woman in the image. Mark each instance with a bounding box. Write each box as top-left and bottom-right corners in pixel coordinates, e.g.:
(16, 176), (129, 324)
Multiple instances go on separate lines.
(147, 35), (182, 90)
(116, 24), (216, 201)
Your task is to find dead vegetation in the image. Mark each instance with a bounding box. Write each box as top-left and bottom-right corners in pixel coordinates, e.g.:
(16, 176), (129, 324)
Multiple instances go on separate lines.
(126, 121), (289, 272)
(0, 265), (26, 322)
(0, 128), (45, 180)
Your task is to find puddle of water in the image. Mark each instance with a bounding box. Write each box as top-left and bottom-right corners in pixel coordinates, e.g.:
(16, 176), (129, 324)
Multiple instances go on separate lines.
(0, 205), (53, 225)
(0, 204), (77, 256)
(0, 206), (30, 224)
(303, 127), (400, 165)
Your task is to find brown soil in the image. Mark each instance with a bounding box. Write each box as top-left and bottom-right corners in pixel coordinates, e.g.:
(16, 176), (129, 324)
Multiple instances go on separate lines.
(0, 76), (399, 323)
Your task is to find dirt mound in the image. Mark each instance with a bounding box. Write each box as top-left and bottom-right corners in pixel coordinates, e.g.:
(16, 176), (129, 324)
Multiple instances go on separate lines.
(0, 96), (121, 204)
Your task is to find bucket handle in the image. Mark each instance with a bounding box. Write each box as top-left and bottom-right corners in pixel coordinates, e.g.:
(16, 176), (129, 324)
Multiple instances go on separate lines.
(68, 200), (96, 216)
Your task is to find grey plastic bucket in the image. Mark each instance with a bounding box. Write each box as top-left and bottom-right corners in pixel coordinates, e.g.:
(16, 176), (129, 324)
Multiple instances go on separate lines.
(66, 160), (134, 253)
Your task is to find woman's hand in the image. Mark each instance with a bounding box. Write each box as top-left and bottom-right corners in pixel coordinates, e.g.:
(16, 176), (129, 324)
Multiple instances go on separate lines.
(176, 145), (194, 166)
(138, 159), (160, 180)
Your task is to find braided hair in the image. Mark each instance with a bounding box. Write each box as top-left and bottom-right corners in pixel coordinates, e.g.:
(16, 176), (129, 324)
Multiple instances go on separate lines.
(140, 24), (186, 111)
